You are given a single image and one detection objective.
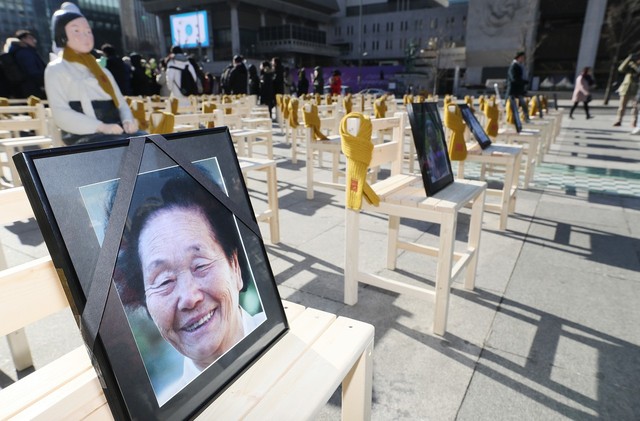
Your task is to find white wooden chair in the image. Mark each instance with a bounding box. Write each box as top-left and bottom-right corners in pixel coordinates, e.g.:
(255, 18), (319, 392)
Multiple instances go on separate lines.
(304, 111), (406, 200)
(238, 157), (280, 244)
(343, 114), (487, 335)
(0, 187), (54, 372)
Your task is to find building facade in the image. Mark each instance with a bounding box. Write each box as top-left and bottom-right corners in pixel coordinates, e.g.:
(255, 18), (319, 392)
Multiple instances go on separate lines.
(2, 0), (633, 95)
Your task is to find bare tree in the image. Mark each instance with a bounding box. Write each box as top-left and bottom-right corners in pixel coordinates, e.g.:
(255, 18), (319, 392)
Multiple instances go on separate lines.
(602, 0), (640, 104)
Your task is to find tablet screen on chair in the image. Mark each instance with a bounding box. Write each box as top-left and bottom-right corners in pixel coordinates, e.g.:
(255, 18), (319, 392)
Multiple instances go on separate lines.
(508, 97), (523, 133)
(458, 103), (492, 150)
(406, 102), (454, 196)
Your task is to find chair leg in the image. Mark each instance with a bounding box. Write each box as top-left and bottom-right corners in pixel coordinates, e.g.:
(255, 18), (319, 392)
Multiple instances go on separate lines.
(387, 215), (400, 270)
(433, 213), (457, 336)
(345, 209), (361, 305)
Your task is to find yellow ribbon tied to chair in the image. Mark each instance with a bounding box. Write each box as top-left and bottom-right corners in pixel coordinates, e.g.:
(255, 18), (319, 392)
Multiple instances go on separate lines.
(464, 95), (474, 113)
(302, 103), (329, 141)
(343, 94), (353, 114)
(169, 97), (179, 114)
(27, 95), (41, 106)
(0, 97), (9, 107)
(339, 112), (380, 210)
(149, 112), (175, 134)
(478, 95), (486, 113)
(314, 93), (322, 105)
(202, 102), (217, 114)
(374, 97), (387, 118)
(282, 95), (291, 120)
(484, 98), (499, 137)
(288, 97), (299, 129)
(505, 97), (516, 128)
(528, 96), (538, 118)
(131, 99), (148, 131)
(276, 94), (283, 112)
(444, 103), (467, 161)
(540, 95), (548, 111)
(222, 95), (233, 115)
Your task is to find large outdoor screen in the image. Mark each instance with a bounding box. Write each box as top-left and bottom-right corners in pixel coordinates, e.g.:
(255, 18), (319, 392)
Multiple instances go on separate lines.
(170, 11), (210, 48)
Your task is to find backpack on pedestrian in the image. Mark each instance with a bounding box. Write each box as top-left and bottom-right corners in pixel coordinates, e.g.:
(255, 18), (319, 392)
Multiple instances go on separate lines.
(169, 64), (198, 96)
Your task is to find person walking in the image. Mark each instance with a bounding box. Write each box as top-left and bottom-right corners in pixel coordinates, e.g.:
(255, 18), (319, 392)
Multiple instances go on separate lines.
(505, 51), (530, 122)
(613, 53), (640, 127)
(10, 29), (47, 98)
(228, 54), (248, 95)
(272, 57), (285, 95)
(248, 63), (260, 96)
(569, 67), (594, 120)
(259, 60), (275, 119)
(296, 68), (308, 97)
(329, 69), (342, 95)
(166, 46), (197, 105)
(312, 66), (324, 94)
(101, 43), (131, 96)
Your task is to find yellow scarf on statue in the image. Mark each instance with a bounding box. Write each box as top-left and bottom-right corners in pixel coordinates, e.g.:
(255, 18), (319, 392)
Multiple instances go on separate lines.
(443, 103), (467, 161)
(339, 112), (379, 210)
(63, 47), (119, 108)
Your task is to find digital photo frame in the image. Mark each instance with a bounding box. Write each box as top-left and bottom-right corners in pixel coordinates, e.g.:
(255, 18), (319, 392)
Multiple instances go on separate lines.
(13, 129), (288, 419)
(507, 96), (523, 133)
(406, 102), (454, 196)
(458, 103), (492, 150)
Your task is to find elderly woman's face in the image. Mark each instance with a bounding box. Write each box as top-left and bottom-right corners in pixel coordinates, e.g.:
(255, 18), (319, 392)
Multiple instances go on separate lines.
(138, 206), (244, 370)
(65, 17), (94, 54)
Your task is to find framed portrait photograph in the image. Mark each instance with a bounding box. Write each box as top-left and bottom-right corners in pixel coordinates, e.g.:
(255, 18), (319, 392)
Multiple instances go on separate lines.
(13, 128), (288, 420)
(406, 101), (454, 196)
(458, 103), (492, 149)
(508, 96), (523, 133)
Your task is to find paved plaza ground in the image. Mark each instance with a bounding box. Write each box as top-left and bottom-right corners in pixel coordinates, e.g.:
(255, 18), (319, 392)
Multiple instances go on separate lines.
(1, 99), (639, 420)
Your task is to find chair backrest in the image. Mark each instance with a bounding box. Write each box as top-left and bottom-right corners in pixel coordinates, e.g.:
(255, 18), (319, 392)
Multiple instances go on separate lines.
(0, 104), (48, 136)
(368, 112), (406, 177)
(0, 187), (68, 336)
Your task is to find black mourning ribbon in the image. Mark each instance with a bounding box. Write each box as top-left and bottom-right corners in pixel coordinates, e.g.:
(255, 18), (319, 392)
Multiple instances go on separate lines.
(81, 133), (261, 352)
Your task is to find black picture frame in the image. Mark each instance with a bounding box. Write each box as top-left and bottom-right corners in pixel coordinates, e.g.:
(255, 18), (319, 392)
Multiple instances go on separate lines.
(458, 103), (492, 150)
(508, 96), (523, 133)
(406, 102), (454, 196)
(13, 128), (288, 420)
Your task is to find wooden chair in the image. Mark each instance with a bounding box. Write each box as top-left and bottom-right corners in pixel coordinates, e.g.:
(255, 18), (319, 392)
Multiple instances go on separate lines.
(0, 187), (55, 372)
(230, 128), (274, 159)
(455, 143), (522, 230)
(238, 157), (280, 244)
(343, 114), (487, 335)
(0, 104), (48, 138)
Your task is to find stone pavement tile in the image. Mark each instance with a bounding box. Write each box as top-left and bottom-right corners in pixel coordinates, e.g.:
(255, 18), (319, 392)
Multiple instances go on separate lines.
(521, 196), (640, 279)
(456, 345), (639, 420)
